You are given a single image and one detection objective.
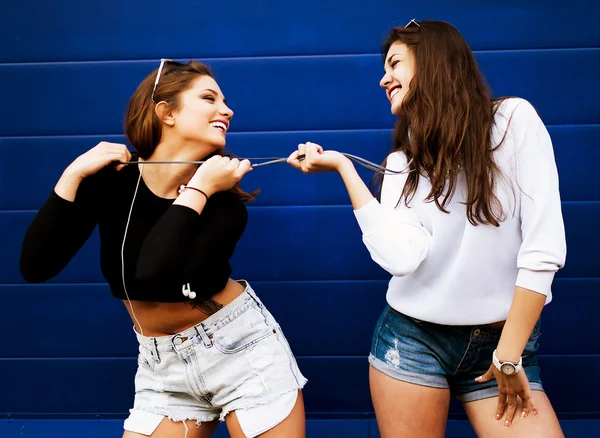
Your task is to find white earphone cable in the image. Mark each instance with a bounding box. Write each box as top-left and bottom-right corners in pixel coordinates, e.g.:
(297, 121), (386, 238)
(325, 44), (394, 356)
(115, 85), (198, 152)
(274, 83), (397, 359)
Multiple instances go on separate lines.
(121, 163), (144, 336)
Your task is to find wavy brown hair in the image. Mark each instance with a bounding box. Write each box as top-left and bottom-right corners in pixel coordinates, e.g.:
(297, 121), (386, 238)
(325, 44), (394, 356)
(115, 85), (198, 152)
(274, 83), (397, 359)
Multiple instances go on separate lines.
(379, 20), (507, 226)
(124, 60), (256, 202)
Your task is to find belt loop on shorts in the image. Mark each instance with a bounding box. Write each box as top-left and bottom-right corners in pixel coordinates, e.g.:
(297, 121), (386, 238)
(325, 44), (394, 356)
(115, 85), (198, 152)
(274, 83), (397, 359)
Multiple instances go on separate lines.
(195, 324), (213, 348)
(245, 285), (263, 308)
(148, 338), (161, 363)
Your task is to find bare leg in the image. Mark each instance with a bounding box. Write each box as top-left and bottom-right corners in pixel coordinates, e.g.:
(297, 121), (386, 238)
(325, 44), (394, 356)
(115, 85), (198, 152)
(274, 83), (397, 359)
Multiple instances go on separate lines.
(123, 417), (219, 438)
(370, 365), (451, 438)
(225, 390), (305, 438)
(463, 390), (564, 437)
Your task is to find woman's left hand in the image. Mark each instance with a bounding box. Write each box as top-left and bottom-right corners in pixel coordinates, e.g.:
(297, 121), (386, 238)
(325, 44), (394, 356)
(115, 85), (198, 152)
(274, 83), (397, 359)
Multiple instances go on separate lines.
(476, 364), (539, 427)
(287, 142), (350, 173)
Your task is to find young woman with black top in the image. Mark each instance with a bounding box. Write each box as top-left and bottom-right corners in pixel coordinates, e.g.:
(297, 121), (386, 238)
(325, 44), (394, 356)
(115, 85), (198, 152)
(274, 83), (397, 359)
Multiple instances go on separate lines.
(21, 59), (306, 438)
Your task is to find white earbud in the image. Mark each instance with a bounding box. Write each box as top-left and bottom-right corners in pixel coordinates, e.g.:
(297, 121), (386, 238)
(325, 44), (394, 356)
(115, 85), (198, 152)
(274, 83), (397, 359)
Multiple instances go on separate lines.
(182, 283), (196, 300)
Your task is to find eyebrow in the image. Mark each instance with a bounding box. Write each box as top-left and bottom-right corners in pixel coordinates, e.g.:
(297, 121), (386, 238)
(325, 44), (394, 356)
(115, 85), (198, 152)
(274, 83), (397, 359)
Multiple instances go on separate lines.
(386, 53), (401, 66)
(202, 88), (227, 105)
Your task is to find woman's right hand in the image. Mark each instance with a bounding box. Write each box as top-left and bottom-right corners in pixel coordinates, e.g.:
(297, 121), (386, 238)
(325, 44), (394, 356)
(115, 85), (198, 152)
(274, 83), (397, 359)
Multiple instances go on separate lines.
(189, 155), (252, 196)
(287, 142), (351, 174)
(65, 141), (132, 180)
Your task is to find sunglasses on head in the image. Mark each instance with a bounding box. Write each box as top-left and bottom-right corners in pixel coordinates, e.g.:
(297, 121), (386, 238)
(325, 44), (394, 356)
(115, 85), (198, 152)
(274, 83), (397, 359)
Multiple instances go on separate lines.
(405, 18), (420, 28)
(151, 58), (186, 105)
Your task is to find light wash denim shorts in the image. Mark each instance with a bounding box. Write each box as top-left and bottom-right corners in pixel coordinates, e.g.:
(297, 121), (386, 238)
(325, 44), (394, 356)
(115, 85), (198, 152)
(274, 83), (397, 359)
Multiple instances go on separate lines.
(124, 281), (307, 437)
(369, 305), (543, 403)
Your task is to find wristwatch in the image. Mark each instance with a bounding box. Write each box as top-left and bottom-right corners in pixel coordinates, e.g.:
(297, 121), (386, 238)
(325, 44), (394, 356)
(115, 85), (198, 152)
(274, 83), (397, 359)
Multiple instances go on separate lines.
(492, 349), (523, 376)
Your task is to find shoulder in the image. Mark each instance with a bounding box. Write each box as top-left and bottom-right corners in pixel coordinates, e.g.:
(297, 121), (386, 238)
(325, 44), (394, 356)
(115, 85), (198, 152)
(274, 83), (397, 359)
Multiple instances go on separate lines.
(77, 162), (141, 208)
(494, 97), (544, 128)
(77, 165), (120, 197)
(492, 98), (548, 152)
(386, 151), (409, 169)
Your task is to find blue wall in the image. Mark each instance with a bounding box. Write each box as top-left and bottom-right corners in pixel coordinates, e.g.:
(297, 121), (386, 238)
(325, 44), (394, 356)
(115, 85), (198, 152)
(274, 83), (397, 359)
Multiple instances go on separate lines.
(1, 0), (599, 420)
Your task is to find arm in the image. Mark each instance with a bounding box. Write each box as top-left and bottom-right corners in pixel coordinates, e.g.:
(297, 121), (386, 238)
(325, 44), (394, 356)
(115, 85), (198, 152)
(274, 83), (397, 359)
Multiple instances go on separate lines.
(20, 168), (105, 283)
(182, 193), (246, 291)
(134, 185), (211, 281)
(497, 99), (566, 362)
(496, 286), (545, 363)
(288, 143), (431, 276)
(135, 156), (251, 287)
(336, 158), (377, 210)
(477, 100), (567, 425)
(349, 152), (432, 276)
(135, 192), (247, 293)
(20, 141), (131, 283)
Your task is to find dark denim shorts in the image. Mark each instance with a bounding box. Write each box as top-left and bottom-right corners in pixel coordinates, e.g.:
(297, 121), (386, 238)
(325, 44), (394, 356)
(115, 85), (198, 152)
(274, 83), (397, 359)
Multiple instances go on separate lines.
(369, 305), (543, 402)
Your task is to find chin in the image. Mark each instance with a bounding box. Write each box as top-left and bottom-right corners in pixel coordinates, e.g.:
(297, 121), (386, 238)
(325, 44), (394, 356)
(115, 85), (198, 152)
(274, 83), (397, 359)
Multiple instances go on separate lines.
(207, 136), (227, 149)
(390, 97), (407, 116)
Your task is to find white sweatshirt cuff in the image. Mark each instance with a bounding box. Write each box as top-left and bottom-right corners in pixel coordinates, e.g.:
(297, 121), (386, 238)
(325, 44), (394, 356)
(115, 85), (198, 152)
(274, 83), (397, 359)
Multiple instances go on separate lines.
(515, 269), (556, 296)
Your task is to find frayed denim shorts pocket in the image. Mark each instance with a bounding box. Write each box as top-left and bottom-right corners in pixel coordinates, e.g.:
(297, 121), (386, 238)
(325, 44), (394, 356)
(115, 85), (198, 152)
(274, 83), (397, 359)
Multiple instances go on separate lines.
(210, 303), (277, 354)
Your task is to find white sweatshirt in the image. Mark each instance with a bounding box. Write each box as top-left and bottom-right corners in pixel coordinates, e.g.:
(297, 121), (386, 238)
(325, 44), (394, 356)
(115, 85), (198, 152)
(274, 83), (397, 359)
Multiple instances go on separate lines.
(354, 98), (567, 325)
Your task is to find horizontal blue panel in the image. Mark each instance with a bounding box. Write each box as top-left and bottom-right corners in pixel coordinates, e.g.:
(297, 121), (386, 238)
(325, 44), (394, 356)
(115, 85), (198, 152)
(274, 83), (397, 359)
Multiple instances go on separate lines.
(370, 418), (478, 438)
(0, 279), (597, 358)
(2, 212), (104, 284)
(309, 419), (372, 437)
(0, 357), (372, 414)
(0, 356), (598, 415)
(557, 202), (600, 278)
(1, 125), (597, 210)
(2, 202), (598, 284)
(0, 419), (373, 438)
(2, 50), (599, 137)
(537, 279), (600, 355)
(370, 419), (600, 438)
(538, 356), (600, 415)
(1, 419), (599, 437)
(1, 0), (599, 63)
(0, 132), (387, 211)
(0, 284), (135, 357)
(0, 420), (231, 438)
(551, 125), (600, 202)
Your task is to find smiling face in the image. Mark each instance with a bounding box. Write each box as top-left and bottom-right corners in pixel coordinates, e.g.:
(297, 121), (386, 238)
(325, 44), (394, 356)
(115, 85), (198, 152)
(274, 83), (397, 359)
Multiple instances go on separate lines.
(169, 75), (233, 149)
(380, 41), (416, 115)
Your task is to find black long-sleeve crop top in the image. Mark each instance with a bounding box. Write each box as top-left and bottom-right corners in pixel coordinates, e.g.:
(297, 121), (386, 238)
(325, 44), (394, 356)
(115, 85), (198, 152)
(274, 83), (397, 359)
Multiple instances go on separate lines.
(20, 160), (248, 304)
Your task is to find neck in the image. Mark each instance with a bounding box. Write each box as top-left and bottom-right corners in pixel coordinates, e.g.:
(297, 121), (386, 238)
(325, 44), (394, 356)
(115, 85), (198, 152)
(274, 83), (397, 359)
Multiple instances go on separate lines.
(141, 138), (216, 199)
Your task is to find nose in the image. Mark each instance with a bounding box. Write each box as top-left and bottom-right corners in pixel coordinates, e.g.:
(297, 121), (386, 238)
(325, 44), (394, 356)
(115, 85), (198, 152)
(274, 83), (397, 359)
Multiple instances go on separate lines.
(380, 72), (391, 89)
(220, 103), (233, 120)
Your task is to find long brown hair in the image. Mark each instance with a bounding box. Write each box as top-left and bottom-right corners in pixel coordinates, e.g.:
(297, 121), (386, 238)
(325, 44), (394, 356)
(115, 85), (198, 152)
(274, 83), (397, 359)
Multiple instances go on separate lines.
(124, 60), (256, 202)
(379, 20), (506, 226)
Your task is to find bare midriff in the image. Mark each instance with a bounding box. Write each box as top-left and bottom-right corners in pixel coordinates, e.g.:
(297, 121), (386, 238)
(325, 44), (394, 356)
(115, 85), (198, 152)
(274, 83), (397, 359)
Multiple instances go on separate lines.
(123, 278), (245, 337)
